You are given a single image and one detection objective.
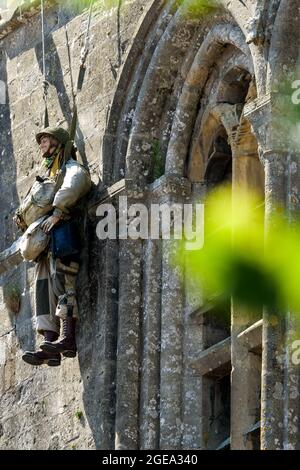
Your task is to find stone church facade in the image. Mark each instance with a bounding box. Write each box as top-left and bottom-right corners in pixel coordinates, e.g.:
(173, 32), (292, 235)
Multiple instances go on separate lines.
(0, 0), (300, 450)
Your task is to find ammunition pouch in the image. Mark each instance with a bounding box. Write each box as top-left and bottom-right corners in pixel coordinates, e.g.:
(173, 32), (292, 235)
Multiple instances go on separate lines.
(19, 216), (50, 262)
(50, 220), (81, 259)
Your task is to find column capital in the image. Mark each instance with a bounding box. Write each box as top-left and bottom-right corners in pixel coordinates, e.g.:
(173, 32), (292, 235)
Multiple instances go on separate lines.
(244, 93), (300, 154)
(148, 174), (192, 204)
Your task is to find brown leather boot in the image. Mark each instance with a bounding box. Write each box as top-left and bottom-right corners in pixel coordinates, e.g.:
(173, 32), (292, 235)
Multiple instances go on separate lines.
(22, 331), (61, 367)
(22, 350), (61, 367)
(41, 318), (77, 358)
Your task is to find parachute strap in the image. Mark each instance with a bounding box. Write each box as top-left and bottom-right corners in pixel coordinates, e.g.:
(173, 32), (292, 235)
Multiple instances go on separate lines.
(64, 1), (94, 167)
(40, 0), (94, 166)
(41, 0), (49, 127)
(58, 291), (76, 303)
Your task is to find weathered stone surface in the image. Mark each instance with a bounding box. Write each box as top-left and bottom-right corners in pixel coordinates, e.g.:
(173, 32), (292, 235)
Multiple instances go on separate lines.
(0, 0), (150, 450)
(1, 0), (300, 451)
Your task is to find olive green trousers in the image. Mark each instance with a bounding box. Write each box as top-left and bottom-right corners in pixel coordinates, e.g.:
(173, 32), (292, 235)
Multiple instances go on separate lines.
(34, 253), (79, 335)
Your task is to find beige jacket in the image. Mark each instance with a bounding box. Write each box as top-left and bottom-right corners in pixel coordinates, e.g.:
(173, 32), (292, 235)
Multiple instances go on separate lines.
(52, 159), (92, 218)
(15, 158), (91, 231)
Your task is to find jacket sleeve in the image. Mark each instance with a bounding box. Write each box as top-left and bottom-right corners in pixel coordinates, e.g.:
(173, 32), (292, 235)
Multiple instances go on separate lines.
(53, 160), (91, 215)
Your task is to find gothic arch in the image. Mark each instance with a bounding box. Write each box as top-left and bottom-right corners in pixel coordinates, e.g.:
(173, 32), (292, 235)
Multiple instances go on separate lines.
(100, 0), (267, 451)
(101, 2), (270, 191)
(164, 22), (253, 177)
(101, 0), (168, 186)
(102, 0), (201, 187)
(124, 6), (200, 186)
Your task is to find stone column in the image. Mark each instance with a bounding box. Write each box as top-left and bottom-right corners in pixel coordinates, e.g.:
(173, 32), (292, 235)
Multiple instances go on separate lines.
(115, 185), (145, 450)
(231, 302), (262, 450)
(139, 238), (162, 449)
(284, 312), (300, 450)
(181, 183), (206, 449)
(153, 175), (191, 449)
(230, 213), (262, 450)
(243, 97), (290, 450)
(261, 151), (287, 450)
(282, 152), (300, 450)
(115, 236), (143, 450)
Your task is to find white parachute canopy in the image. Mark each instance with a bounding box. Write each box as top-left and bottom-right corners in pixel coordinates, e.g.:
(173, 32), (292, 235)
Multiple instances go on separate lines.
(0, 0), (27, 24)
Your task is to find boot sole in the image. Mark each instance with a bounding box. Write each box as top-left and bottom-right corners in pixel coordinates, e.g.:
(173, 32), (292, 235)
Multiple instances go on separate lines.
(62, 350), (77, 358)
(41, 343), (77, 358)
(22, 353), (61, 367)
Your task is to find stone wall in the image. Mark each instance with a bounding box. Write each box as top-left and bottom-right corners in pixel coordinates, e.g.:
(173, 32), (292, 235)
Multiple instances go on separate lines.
(0, 0), (149, 450)
(1, 0), (300, 451)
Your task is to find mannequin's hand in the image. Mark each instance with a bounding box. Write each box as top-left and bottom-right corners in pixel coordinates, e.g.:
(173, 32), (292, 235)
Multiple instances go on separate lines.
(41, 215), (60, 233)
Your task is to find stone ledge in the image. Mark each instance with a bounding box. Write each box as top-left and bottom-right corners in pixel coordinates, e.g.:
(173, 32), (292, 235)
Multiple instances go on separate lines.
(89, 175), (193, 216)
(189, 319), (263, 378)
(0, 237), (23, 277)
(189, 336), (231, 378)
(216, 436), (230, 450)
(243, 420), (261, 436)
(150, 173), (191, 193)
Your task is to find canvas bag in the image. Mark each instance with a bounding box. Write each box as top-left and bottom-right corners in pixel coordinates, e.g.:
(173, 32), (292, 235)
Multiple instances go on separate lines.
(16, 178), (57, 229)
(19, 216), (50, 262)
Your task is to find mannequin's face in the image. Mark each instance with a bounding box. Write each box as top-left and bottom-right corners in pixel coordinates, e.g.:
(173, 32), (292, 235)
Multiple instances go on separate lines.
(39, 135), (59, 157)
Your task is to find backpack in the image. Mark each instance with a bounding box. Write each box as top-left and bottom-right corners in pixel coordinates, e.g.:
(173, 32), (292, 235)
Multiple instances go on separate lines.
(15, 177), (57, 231)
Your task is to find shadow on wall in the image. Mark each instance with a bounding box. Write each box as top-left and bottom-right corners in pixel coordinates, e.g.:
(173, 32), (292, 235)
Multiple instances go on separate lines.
(0, 4), (109, 448)
(4, 4), (91, 166)
(0, 48), (19, 253)
(34, 32), (89, 169)
(76, 224), (119, 449)
(0, 47), (36, 350)
(0, 6), (75, 354)
(0, 2), (117, 449)
(34, 8), (114, 448)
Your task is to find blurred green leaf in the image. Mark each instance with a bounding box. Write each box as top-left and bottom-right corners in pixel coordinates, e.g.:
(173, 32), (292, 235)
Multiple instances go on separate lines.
(176, 186), (300, 317)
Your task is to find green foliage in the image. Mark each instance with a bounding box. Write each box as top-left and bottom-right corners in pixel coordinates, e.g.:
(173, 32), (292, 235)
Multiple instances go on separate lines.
(272, 70), (300, 152)
(75, 410), (83, 420)
(3, 283), (21, 314)
(58, 0), (120, 15)
(152, 139), (165, 181)
(176, 0), (222, 18)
